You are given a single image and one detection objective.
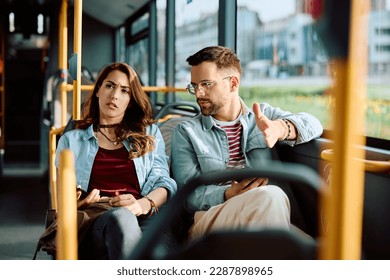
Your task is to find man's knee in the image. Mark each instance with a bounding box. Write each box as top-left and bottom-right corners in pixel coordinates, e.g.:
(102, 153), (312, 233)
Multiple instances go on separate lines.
(245, 186), (291, 222)
(250, 185), (290, 206)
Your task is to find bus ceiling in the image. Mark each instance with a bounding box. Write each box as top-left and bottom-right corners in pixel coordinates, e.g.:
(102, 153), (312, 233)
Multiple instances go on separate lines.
(0, 0), (151, 36)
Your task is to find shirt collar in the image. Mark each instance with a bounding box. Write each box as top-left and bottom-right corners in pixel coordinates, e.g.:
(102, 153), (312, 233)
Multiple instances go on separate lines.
(83, 124), (131, 150)
(201, 98), (250, 131)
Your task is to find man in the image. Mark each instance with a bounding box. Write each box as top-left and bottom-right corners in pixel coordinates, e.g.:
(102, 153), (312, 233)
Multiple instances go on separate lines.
(170, 46), (323, 241)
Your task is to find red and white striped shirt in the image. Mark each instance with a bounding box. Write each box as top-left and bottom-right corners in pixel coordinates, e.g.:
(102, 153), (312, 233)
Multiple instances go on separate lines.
(214, 118), (246, 170)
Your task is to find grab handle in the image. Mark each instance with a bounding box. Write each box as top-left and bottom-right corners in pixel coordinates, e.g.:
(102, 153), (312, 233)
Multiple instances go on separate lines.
(321, 149), (390, 173)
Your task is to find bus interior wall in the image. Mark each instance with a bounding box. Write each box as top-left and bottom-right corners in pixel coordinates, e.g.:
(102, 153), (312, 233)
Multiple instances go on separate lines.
(4, 46), (44, 165)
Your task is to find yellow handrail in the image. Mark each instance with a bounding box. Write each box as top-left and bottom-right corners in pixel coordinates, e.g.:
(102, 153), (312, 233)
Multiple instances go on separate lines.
(321, 149), (390, 174)
(52, 0), (189, 260)
(49, 85), (186, 209)
(319, 0), (370, 260)
(73, 0), (82, 120)
(62, 83), (187, 93)
(57, 149), (77, 260)
(59, 0), (68, 127)
(49, 126), (65, 210)
(56, 84), (186, 130)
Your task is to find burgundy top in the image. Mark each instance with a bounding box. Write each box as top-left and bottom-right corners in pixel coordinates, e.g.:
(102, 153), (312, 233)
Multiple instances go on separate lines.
(88, 146), (141, 199)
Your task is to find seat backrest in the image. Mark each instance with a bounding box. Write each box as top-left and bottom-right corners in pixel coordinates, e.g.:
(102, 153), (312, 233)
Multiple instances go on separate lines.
(166, 229), (317, 260)
(154, 101), (200, 120)
(156, 113), (318, 251)
(130, 163), (322, 260)
(62, 118), (77, 134)
(158, 116), (190, 159)
(156, 101), (199, 163)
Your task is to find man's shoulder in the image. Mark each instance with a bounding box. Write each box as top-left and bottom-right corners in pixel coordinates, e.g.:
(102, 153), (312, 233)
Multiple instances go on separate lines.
(174, 114), (202, 129)
(167, 115), (206, 139)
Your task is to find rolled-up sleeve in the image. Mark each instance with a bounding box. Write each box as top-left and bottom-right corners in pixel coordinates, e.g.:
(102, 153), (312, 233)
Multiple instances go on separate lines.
(261, 103), (323, 146)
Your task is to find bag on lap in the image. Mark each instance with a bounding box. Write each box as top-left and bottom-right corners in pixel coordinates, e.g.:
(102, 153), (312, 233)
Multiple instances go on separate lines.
(33, 202), (111, 259)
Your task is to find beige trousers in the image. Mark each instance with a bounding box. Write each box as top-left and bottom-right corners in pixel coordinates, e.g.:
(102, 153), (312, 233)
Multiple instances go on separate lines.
(189, 185), (291, 241)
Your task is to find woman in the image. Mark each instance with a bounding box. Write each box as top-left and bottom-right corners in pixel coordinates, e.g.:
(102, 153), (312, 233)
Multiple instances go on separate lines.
(55, 62), (176, 259)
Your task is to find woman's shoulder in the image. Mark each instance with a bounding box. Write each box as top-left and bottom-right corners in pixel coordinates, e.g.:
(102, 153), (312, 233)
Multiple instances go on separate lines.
(146, 123), (159, 134)
(60, 125), (94, 140)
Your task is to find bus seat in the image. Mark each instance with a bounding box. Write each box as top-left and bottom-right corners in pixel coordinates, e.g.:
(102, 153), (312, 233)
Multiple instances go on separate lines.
(155, 103), (204, 254)
(157, 114), (183, 124)
(155, 101), (316, 237)
(156, 109), (320, 251)
(320, 148), (390, 259)
(268, 143), (318, 238)
(166, 228), (317, 260)
(155, 101), (200, 121)
(156, 101), (199, 160)
(130, 162), (322, 260)
(159, 116), (191, 158)
(62, 117), (77, 135)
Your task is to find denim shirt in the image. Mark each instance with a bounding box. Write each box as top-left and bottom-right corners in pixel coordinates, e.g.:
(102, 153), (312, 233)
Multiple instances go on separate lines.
(55, 124), (177, 197)
(171, 101), (323, 212)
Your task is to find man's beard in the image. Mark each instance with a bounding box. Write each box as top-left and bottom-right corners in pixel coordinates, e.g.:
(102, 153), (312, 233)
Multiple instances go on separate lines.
(197, 99), (220, 116)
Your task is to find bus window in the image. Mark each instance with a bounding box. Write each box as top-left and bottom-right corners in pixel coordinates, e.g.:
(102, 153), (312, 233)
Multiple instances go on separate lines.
(128, 38), (149, 84)
(174, 0), (219, 102)
(237, 0), (390, 141)
(237, 0), (330, 133)
(157, 0), (167, 88)
(367, 6), (390, 139)
(127, 13), (150, 85)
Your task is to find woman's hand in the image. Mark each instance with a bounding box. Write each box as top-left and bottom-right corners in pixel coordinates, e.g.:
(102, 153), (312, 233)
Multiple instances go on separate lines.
(110, 188), (168, 216)
(109, 194), (146, 216)
(224, 177), (269, 200)
(77, 188), (101, 209)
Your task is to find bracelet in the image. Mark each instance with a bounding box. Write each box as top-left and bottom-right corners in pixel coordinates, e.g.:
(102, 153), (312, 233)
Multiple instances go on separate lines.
(278, 119), (288, 141)
(144, 196), (158, 217)
(283, 119), (291, 140)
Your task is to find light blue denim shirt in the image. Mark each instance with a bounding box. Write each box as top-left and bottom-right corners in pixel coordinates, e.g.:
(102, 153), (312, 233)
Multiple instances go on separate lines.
(171, 101), (323, 212)
(55, 124), (177, 197)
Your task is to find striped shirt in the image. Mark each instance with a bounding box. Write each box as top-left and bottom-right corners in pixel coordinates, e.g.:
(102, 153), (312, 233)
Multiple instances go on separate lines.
(214, 117), (246, 170)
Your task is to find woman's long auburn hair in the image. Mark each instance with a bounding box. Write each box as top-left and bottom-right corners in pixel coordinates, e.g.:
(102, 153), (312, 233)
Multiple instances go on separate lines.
(75, 62), (155, 159)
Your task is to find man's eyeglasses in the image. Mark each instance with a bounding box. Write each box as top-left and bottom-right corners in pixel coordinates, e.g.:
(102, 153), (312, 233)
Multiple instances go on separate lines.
(186, 76), (232, 95)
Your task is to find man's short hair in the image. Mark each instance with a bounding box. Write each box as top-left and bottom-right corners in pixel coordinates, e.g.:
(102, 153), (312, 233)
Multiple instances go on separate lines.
(186, 46), (242, 76)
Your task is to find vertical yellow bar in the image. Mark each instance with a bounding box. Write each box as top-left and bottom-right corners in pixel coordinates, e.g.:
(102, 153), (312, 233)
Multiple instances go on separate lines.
(48, 126), (64, 210)
(49, 127), (57, 210)
(73, 0), (82, 120)
(57, 149), (77, 260)
(320, 0), (370, 259)
(59, 0), (68, 127)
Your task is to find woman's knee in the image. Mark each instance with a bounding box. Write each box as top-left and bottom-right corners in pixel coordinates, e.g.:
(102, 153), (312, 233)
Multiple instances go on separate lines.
(102, 208), (142, 259)
(105, 207), (140, 232)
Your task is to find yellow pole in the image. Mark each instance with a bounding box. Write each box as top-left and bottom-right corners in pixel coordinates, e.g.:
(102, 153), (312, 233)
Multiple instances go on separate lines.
(320, 0), (370, 259)
(59, 0), (68, 127)
(57, 149), (78, 260)
(48, 126), (65, 210)
(64, 84), (187, 93)
(73, 0), (82, 120)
